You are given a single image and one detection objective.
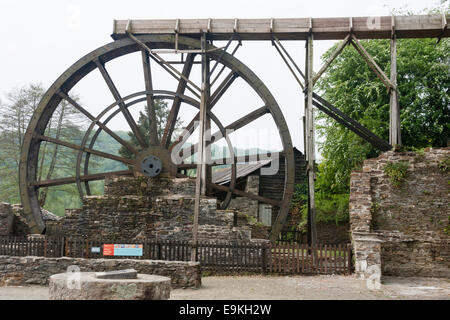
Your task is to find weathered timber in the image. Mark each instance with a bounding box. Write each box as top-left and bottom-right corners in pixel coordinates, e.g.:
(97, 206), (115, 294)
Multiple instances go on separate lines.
(113, 16), (450, 41)
(161, 53), (195, 148)
(30, 170), (133, 188)
(312, 93), (392, 151)
(142, 50), (159, 146)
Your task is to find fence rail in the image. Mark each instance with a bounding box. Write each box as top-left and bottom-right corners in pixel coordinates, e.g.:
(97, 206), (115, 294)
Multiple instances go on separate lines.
(0, 236), (352, 275)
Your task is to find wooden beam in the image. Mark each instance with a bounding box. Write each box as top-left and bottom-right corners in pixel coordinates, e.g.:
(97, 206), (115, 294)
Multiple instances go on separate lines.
(112, 15), (450, 41)
(191, 34), (208, 262)
(178, 152), (278, 169)
(306, 34), (317, 246)
(204, 53), (213, 196)
(207, 182), (282, 207)
(34, 134), (135, 165)
(142, 50), (159, 146)
(350, 35), (394, 90)
(160, 53), (195, 148)
(30, 170), (133, 188)
(312, 98), (391, 151)
(312, 34), (350, 85)
(58, 91), (139, 155)
(95, 59), (148, 149)
(169, 71), (239, 152)
(272, 40), (305, 90)
(389, 33), (402, 147)
(210, 71), (239, 107)
(178, 106), (270, 161)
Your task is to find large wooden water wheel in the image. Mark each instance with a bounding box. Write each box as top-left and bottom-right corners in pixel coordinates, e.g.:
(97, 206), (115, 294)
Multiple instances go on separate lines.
(19, 34), (295, 237)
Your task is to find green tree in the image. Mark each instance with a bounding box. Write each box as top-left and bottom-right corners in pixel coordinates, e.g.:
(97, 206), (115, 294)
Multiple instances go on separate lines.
(0, 84), (89, 214)
(295, 2), (450, 228)
(316, 28), (449, 195)
(119, 100), (183, 159)
(0, 84), (45, 203)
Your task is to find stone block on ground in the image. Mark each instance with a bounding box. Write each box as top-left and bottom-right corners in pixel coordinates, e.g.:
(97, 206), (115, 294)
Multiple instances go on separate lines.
(49, 272), (171, 300)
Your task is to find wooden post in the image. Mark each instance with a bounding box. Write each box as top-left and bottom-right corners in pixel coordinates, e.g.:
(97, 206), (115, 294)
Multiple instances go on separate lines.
(305, 32), (317, 246)
(191, 33), (208, 262)
(204, 46), (213, 196)
(389, 29), (401, 147)
(44, 237), (47, 258)
(65, 238), (69, 257)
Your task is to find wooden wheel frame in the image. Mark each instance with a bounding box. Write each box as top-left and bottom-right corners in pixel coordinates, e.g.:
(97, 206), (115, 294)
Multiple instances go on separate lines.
(19, 34), (295, 236)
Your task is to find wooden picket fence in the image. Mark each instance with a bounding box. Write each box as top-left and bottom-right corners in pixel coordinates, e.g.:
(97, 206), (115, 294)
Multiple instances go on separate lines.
(270, 243), (352, 275)
(0, 236), (353, 275)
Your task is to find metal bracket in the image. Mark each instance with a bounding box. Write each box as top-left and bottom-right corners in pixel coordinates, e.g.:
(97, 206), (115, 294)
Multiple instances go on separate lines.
(234, 18), (239, 33)
(309, 17), (313, 34)
(436, 14), (447, 45)
(349, 17), (353, 34)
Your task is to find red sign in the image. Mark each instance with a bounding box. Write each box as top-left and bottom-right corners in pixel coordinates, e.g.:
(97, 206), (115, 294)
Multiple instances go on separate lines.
(103, 244), (114, 256)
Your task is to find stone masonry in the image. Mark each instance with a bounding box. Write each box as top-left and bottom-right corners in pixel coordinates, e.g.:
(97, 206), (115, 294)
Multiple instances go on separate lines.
(0, 255), (200, 288)
(228, 175), (260, 220)
(58, 175), (260, 242)
(0, 204), (14, 236)
(350, 148), (450, 281)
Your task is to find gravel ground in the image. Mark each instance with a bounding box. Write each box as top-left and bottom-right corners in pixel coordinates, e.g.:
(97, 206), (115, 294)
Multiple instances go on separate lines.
(0, 275), (448, 300)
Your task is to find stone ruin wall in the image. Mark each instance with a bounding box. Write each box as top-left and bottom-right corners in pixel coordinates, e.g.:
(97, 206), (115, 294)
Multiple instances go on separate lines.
(0, 255), (200, 288)
(0, 204), (14, 236)
(227, 175), (260, 220)
(350, 148), (450, 280)
(57, 175), (267, 242)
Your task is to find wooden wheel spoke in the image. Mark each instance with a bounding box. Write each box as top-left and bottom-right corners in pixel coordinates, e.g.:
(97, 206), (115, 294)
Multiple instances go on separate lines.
(210, 42), (241, 86)
(210, 71), (239, 108)
(147, 54), (201, 99)
(177, 152), (278, 169)
(58, 91), (139, 155)
(169, 71), (239, 152)
(35, 134), (134, 165)
(160, 53), (196, 148)
(30, 170), (133, 188)
(179, 105), (269, 161)
(142, 50), (159, 146)
(206, 181), (281, 207)
(95, 59), (148, 149)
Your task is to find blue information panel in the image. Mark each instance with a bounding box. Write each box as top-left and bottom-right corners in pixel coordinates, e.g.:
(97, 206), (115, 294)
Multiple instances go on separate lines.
(113, 244), (143, 256)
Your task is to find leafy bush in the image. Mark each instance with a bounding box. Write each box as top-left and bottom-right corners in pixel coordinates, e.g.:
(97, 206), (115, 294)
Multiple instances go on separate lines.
(384, 162), (409, 187)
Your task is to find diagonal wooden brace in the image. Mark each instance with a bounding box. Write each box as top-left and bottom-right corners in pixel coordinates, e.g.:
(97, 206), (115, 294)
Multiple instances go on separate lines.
(350, 34), (395, 91)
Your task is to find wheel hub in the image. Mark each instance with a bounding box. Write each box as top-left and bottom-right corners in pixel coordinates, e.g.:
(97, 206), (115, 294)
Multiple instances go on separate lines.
(140, 155), (162, 177)
(133, 146), (177, 178)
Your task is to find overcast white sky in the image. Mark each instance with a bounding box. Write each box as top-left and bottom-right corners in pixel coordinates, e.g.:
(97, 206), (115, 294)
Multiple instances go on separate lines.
(0, 0), (438, 156)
